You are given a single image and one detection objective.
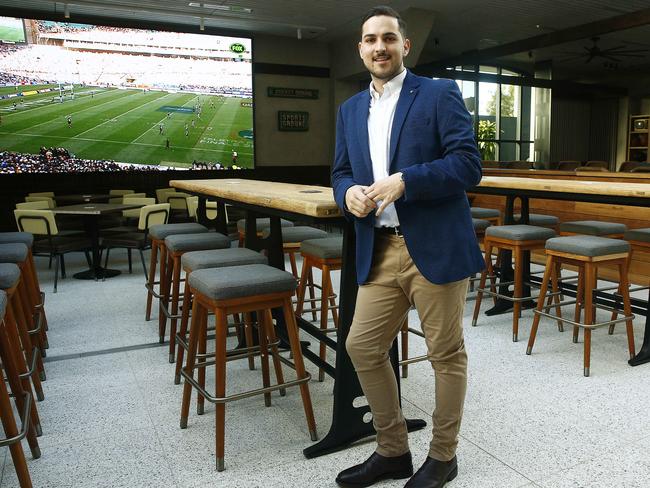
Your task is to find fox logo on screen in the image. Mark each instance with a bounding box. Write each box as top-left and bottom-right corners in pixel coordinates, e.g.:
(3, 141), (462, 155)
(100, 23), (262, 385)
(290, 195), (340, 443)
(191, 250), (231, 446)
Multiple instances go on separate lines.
(230, 43), (245, 53)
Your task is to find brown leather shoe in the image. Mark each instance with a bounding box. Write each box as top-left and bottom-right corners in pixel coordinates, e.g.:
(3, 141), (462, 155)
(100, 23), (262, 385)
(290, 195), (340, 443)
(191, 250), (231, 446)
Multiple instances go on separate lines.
(335, 451), (413, 487)
(403, 455), (458, 487)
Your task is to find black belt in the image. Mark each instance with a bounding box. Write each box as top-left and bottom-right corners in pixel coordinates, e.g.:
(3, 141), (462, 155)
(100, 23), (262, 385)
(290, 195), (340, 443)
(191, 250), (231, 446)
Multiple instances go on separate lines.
(375, 226), (403, 236)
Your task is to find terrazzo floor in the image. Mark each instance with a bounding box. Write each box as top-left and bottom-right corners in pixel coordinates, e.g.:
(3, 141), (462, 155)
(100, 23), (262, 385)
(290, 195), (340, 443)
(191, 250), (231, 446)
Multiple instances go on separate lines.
(2, 246), (649, 487)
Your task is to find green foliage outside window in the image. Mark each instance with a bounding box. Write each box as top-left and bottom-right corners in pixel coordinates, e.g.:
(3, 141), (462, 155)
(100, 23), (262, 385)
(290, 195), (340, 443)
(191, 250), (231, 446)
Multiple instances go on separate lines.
(477, 120), (496, 160)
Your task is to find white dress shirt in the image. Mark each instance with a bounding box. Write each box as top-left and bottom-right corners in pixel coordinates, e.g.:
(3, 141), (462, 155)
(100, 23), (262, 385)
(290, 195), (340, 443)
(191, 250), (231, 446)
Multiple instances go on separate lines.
(368, 69), (406, 228)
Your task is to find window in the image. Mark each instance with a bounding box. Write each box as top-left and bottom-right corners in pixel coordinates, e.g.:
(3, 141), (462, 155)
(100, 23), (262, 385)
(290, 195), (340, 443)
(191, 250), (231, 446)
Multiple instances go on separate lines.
(448, 66), (536, 162)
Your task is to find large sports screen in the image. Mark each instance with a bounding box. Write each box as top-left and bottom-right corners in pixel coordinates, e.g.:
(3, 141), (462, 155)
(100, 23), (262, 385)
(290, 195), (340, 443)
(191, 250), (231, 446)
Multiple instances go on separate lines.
(0, 17), (253, 173)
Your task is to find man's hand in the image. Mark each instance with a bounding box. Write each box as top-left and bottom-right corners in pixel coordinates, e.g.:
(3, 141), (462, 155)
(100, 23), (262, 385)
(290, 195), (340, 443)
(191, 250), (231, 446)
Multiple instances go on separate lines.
(345, 185), (377, 218)
(364, 173), (405, 217)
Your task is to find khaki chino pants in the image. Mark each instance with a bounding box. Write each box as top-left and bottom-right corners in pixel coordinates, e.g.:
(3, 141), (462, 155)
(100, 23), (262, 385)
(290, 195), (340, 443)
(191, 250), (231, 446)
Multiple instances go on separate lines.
(346, 233), (468, 461)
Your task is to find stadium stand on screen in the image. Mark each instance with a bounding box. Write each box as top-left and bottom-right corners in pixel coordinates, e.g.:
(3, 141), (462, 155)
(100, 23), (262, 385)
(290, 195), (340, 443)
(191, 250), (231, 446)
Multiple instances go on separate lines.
(0, 17), (253, 173)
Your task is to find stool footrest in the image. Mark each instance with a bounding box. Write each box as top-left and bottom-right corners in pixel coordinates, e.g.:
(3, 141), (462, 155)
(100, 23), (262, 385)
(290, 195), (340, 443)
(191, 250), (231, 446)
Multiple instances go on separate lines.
(0, 391), (32, 448)
(18, 347), (40, 380)
(399, 354), (429, 367)
(534, 309), (634, 330)
(180, 355), (311, 404)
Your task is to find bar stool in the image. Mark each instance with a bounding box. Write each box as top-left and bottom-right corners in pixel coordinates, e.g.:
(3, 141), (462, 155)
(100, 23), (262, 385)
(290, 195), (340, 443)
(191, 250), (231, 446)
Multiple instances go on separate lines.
(180, 264), (317, 471)
(295, 236), (342, 381)
(173, 247), (268, 384)
(0, 245), (47, 380)
(145, 222), (208, 321)
(527, 235), (635, 376)
(260, 226), (328, 277)
(514, 213), (560, 230)
(159, 232), (231, 361)
(469, 219), (491, 295)
(0, 290), (37, 488)
(472, 225), (557, 341)
(0, 265), (43, 440)
(0, 233), (48, 344)
(470, 207), (501, 226)
(237, 218), (293, 247)
(559, 220), (627, 238)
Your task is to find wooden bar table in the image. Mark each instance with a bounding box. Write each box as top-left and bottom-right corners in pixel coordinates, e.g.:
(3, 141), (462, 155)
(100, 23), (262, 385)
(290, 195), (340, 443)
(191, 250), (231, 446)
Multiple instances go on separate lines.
(52, 203), (142, 280)
(472, 176), (650, 366)
(171, 178), (426, 457)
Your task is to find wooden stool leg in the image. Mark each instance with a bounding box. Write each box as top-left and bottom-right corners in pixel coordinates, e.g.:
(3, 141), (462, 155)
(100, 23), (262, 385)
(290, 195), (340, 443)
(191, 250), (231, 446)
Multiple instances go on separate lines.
(609, 255), (630, 335)
(174, 273), (192, 384)
(9, 299), (44, 402)
(527, 255), (554, 355)
(196, 309), (208, 416)
(158, 246), (171, 343)
(281, 298), (317, 441)
(512, 247), (524, 342)
(145, 241), (159, 321)
(169, 256), (182, 362)
(318, 264), (331, 381)
(573, 265), (584, 344)
(243, 313), (255, 370)
(295, 257), (309, 317)
(400, 315), (408, 378)
(583, 263), (596, 377)
(551, 260), (564, 332)
(264, 310), (286, 396)
(472, 242), (493, 326)
(214, 308), (228, 472)
(618, 260), (636, 360)
(307, 268), (318, 322)
(328, 275), (339, 327)
(257, 310), (272, 407)
(180, 297), (202, 429)
(289, 250), (298, 278)
(0, 365), (33, 488)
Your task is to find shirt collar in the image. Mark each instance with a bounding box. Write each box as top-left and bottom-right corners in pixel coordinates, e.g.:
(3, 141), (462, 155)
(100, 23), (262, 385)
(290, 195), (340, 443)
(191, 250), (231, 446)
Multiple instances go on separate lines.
(369, 68), (407, 101)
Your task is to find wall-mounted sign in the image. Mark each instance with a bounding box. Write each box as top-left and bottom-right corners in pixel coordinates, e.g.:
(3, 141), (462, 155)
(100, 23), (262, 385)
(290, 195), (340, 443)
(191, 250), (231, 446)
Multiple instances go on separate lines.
(278, 111), (309, 131)
(268, 87), (319, 99)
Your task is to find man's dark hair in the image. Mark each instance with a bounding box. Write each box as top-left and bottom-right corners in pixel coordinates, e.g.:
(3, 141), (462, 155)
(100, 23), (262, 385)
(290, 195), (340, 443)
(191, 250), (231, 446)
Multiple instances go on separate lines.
(360, 6), (407, 38)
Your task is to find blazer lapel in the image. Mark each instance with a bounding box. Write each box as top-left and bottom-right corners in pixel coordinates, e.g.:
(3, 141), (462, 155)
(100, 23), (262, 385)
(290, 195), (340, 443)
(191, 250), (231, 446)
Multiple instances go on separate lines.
(389, 71), (420, 167)
(356, 90), (372, 176)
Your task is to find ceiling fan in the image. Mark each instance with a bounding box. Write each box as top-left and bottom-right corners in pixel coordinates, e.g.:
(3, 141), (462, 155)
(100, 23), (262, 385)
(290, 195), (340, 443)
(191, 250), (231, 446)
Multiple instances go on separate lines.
(557, 37), (649, 63)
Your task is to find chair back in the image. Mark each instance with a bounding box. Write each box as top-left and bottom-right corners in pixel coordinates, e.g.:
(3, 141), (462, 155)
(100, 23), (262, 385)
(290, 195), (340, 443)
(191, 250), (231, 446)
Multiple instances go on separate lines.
(28, 191), (55, 197)
(16, 201), (50, 210)
(503, 160), (532, 169)
(156, 188), (177, 203)
(619, 161), (642, 172)
(139, 203), (170, 231)
(187, 196), (199, 219)
(109, 189), (135, 203)
(585, 160), (609, 169)
(122, 197), (156, 219)
(167, 192), (191, 210)
(206, 201), (219, 220)
(14, 209), (59, 236)
(25, 196), (55, 208)
(123, 192), (147, 200)
(575, 166), (608, 173)
(556, 161), (582, 171)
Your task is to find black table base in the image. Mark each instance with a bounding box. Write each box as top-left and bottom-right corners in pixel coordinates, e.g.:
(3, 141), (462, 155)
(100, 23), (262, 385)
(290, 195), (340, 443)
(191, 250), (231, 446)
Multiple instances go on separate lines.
(73, 268), (121, 280)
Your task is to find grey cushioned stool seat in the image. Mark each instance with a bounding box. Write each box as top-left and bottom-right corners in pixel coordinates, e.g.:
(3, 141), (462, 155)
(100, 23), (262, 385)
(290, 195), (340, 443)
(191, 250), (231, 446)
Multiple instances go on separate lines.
(625, 228), (650, 242)
(0, 232), (34, 248)
(182, 248), (267, 271)
(0, 290), (6, 318)
(514, 213), (559, 227)
(261, 226), (328, 243)
(0, 263), (20, 290)
(559, 220), (627, 236)
(471, 207), (500, 219)
(486, 225), (556, 241)
(300, 236), (343, 259)
(472, 219), (491, 232)
(149, 223), (208, 241)
(237, 218), (293, 233)
(546, 235), (630, 257)
(189, 264), (297, 300)
(165, 233), (230, 253)
(0, 243), (29, 263)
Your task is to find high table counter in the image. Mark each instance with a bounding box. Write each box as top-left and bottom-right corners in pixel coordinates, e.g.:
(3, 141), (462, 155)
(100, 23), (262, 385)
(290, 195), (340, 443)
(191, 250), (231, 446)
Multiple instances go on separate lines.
(472, 175), (650, 366)
(171, 178), (426, 457)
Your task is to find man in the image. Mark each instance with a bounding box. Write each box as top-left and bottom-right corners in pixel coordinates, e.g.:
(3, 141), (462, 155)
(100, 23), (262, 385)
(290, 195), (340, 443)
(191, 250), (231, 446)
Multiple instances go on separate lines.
(67, 115), (72, 128)
(165, 138), (170, 149)
(159, 123), (164, 135)
(332, 6), (483, 488)
(231, 150), (238, 165)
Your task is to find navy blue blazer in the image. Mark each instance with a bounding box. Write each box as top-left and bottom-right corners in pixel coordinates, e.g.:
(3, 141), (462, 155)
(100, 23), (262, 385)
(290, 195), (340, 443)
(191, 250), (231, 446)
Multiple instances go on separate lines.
(331, 70), (485, 285)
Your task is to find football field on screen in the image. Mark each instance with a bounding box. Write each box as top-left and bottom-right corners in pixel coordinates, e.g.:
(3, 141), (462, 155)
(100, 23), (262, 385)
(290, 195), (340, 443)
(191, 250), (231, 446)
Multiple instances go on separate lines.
(0, 86), (254, 168)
